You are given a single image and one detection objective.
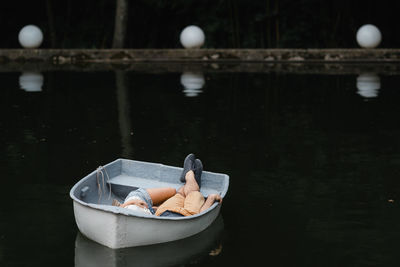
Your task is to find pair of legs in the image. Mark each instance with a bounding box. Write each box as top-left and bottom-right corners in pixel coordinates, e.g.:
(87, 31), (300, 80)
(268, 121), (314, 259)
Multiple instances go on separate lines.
(118, 170), (198, 210)
(145, 152), (201, 208)
(149, 170), (221, 215)
(121, 170), (220, 215)
(146, 170), (200, 207)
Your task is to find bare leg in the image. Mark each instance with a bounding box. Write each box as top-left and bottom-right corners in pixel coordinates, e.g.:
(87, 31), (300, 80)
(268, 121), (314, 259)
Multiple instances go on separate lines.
(146, 187), (176, 205)
(176, 170), (199, 197)
(177, 186), (185, 196)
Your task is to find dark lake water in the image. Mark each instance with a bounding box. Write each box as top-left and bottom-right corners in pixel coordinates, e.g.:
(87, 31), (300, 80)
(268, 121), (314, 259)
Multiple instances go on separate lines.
(1, 65), (400, 266)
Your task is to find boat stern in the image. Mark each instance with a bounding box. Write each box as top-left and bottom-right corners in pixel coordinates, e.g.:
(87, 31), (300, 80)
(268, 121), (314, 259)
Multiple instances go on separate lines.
(73, 201), (120, 248)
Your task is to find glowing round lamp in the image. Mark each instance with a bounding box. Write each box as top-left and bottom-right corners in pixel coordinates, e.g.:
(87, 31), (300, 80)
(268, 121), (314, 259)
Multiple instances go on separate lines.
(180, 72), (205, 97)
(356, 73), (380, 98)
(356, 24), (381, 48)
(180, 26), (205, 49)
(19, 72), (44, 92)
(18, 25), (43, 48)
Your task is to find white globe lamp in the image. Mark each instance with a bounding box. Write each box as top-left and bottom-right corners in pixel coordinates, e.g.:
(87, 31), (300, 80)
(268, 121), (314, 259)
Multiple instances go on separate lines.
(356, 24), (382, 48)
(180, 26), (205, 49)
(356, 73), (380, 98)
(18, 25), (43, 48)
(180, 72), (205, 97)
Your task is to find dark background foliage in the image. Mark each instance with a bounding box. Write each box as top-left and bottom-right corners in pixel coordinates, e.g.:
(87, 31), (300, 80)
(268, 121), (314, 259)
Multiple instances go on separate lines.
(0, 0), (398, 48)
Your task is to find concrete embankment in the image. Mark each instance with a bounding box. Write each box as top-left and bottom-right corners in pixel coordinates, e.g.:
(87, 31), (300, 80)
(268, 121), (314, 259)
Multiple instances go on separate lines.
(0, 49), (399, 74)
(0, 49), (399, 63)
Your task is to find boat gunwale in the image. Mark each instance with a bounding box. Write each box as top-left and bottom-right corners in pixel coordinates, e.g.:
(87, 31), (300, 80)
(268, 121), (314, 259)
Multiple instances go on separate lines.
(70, 158), (229, 221)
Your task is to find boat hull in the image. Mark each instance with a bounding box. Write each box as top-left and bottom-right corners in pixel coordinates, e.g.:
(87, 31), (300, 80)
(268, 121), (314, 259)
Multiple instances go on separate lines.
(74, 215), (224, 267)
(73, 200), (221, 249)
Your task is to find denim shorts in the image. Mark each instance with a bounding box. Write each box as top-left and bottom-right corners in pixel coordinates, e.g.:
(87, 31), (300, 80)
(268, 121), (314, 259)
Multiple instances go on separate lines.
(159, 211), (184, 217)
(125, 188), (155, 214)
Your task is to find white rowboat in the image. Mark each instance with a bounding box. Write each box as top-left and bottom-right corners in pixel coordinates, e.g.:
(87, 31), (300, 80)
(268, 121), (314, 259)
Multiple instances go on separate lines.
(70, 158), (229, 249)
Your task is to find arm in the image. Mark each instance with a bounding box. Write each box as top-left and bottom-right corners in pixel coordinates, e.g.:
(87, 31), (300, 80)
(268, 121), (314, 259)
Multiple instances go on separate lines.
(146, 187), (176, 205)
(200, 194), (222, 213)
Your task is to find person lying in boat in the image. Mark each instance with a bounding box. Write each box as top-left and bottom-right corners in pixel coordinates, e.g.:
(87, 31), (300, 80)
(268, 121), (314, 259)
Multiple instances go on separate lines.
(112, 154), (222, 217)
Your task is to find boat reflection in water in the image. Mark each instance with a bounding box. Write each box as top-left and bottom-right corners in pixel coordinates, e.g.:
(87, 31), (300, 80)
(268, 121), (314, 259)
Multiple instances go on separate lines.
(180, 72), (205, 97)
(75, 215), (224, 267)
(356, 73), (381, 99)
(19, 72), (44, 92)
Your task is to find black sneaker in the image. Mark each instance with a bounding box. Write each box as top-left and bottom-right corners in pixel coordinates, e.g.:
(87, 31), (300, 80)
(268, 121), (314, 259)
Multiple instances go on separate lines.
(193, 158), (203, 187)
(180, 153), (196, 183)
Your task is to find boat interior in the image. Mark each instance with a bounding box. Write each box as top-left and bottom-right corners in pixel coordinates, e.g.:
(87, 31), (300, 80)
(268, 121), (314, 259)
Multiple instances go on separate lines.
(71, 159), (229, 207)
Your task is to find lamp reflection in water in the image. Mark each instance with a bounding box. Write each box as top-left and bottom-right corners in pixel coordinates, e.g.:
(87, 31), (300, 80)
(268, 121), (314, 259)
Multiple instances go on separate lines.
(180, 72), (205, 97)
(356, 73), (381, 99)
(75, 215), (224, 267)
(19, 72), (44, 92)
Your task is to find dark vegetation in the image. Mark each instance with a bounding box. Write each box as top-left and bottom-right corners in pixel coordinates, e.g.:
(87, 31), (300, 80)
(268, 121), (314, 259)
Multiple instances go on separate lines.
(0, 0), (398, 49)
